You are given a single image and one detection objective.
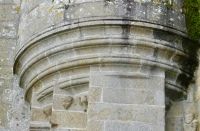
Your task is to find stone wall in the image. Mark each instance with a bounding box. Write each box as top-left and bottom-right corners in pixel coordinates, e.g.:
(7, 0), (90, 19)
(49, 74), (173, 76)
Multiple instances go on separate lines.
(0, 0), (19, 129)
(0, 0), (29, 131)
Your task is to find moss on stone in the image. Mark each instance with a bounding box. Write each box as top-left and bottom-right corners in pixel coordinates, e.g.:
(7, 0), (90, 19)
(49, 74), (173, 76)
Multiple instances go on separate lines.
(184, 0), (200, 40)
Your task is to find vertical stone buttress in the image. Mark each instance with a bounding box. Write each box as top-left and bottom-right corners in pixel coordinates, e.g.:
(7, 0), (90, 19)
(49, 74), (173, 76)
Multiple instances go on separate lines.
(14, 0), (199, 130)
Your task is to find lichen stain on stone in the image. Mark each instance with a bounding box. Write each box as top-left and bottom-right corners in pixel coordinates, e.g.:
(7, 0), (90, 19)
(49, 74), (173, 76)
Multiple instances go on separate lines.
(49, 6), (55, 12)
(152, 1), (159, 6)
(40, 6), (46, 12)
(15, 6), (20, 13)
(19, 29), (24, 35)
(56, 10), (63, 17)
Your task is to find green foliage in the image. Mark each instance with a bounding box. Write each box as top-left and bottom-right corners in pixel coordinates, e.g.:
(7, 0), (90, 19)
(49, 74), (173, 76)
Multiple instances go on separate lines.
(184, 0), (200, 40)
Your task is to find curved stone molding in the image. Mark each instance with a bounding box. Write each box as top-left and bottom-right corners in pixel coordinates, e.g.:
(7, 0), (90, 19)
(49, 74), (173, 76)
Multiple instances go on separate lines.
(36, 84), (54, 101)
(15, 24), (198, 100)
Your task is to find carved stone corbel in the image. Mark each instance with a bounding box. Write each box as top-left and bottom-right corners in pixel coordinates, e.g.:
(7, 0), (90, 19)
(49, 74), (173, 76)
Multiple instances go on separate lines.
(61, 96), (73, 110)
(43, 104), (52, 117)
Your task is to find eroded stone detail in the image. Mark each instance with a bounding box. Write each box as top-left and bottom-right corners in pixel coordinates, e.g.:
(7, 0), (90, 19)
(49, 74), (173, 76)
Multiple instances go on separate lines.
(184, 113), (198, 131)
(79, 95), (88, 112)
(43, 104), (52, 116)
(61, 96), (73, 110)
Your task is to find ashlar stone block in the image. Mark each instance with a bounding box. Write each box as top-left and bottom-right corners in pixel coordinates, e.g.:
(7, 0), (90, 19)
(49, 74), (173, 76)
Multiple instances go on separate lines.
(88, 103), (165, 124)
(86, 120), (104, 131)
(50, 111), (87, 129)
(103, 88), (164, 105)
(105, 121), (150, 131)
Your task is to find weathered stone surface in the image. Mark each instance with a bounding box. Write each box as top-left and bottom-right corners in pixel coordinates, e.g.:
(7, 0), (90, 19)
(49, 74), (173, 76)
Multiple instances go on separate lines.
(88, 103), (165, 124)
(105, 121), (151, 131)
(88, 88), (102, 103)
(50, 111), (87, 129)
(103, 88), (164, 105)
(167, 102), (184, 117)
(86, 120), (104, 131)
(0, 1), (30, 130)
(166, 117), (184, 131)
(30, 107), (48, 122)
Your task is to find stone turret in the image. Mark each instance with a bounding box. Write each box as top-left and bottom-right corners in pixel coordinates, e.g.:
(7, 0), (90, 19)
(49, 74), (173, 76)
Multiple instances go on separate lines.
(12, 0), (199, 130)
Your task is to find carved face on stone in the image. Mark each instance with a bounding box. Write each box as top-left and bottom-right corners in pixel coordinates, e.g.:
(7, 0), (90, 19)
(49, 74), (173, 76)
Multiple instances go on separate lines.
(192, 120), (198, 127)
(185, 113), (195, 124)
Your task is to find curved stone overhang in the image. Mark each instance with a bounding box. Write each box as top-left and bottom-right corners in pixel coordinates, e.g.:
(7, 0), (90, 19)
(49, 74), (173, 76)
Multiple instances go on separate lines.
(14, 0), (199, 106)
(14, 20), (198, 102)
